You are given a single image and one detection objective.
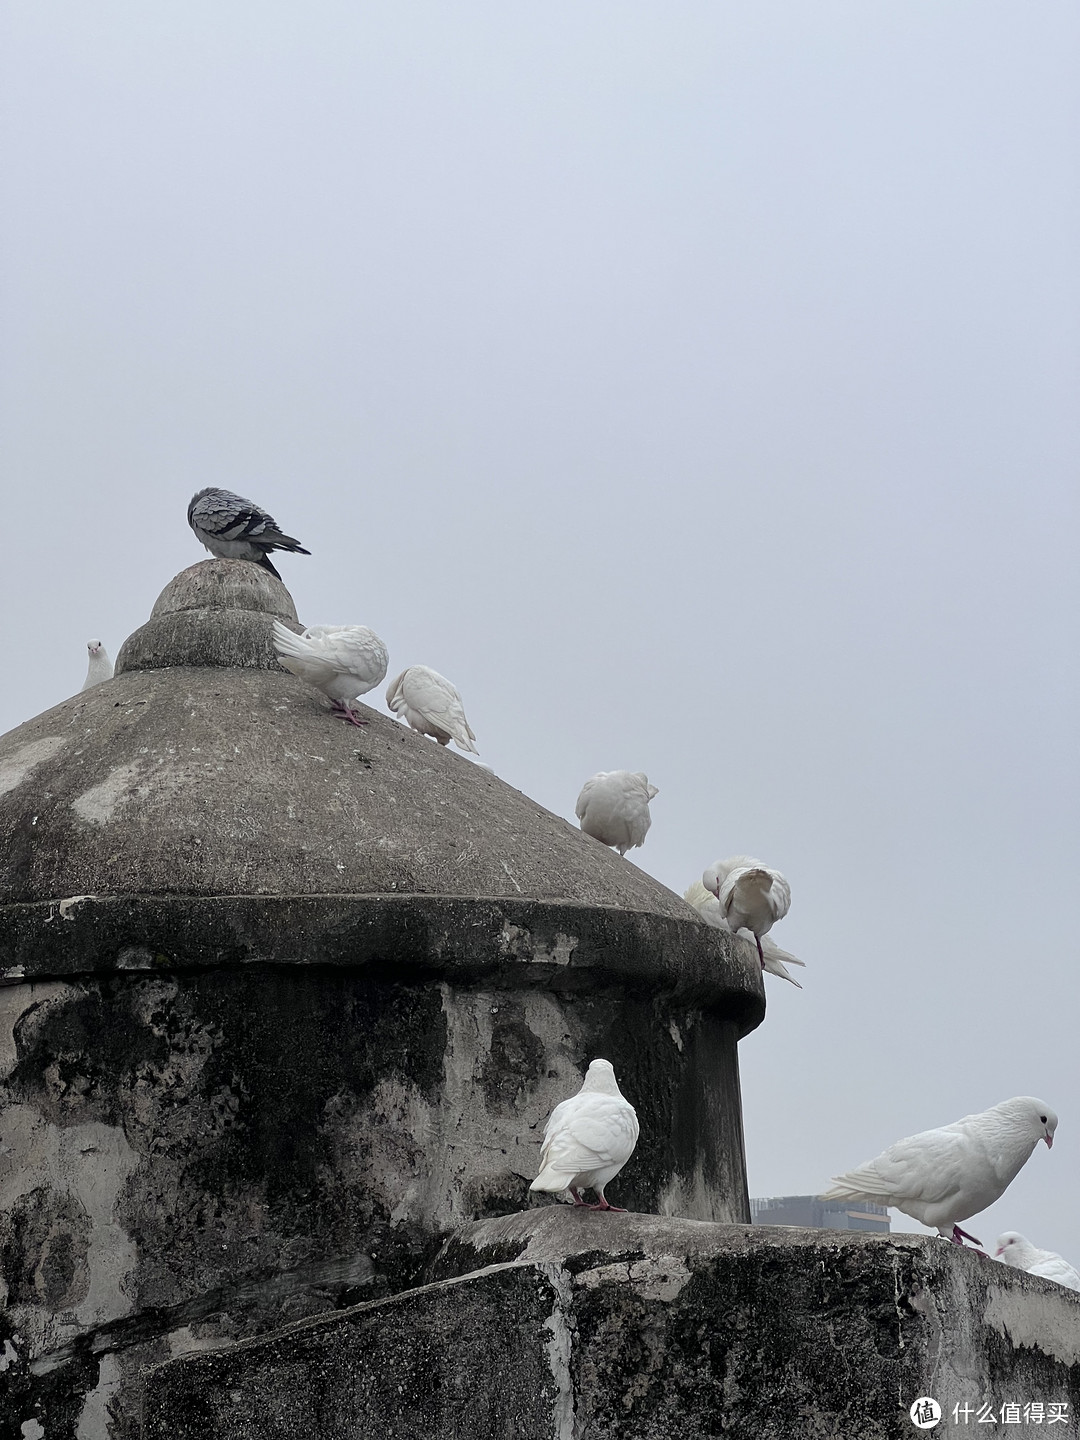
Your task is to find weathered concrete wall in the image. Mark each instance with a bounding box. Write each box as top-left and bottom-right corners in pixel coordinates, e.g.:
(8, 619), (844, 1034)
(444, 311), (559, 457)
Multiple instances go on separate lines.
(0, 561), (765, 1438)
(0, 960), (754, 1438)
(143, 1212), (1080, 1440)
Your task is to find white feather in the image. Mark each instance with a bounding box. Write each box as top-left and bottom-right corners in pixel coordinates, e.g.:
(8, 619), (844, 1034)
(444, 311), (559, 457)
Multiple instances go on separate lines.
(822, 1098), (1058, 1241)
(994, 1232), (1080, 1291)
(82, 640), (113, 691)
(272, 621), (389, 705)
(385, 665), (478, 753)
(702, 856), (791, 942)
(575, 771), (658, 856)
(683, 881), (805, 987)
(530, 1059), (639, 1207)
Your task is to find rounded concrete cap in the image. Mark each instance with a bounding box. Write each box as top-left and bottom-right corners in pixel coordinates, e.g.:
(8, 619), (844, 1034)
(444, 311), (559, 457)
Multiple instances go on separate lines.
(116, 559), (299, 674)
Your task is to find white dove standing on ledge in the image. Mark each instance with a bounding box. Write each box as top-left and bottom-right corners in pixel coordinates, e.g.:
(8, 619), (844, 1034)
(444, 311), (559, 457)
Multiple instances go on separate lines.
(703, 856), (791, 967)
(272, 621), (389, 727)
(683, 881), (805, 987)
(822, 1097), (1058, 1247)
(575, 771), (658, 857)
(81, 640), (113, 691)
(994, 1233), (1080, 1291)
(188, 487), (310, 579)
(385, 666), (478, 753)
(530, 1059), (639, 1212)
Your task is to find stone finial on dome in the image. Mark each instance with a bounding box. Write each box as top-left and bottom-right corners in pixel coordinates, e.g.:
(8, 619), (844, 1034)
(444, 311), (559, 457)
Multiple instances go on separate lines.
(115, 559), (300, 674)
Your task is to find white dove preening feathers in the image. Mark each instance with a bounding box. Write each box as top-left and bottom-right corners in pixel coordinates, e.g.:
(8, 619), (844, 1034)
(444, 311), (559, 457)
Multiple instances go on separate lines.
(385, 666), (478, 753)
(994, 1233), (1080, 1292)
(187, 487), (310, 579)
(683, 881), (805, 987)
(822, 1097), (1058, 1246)
(272, 621), (389, 727)
(703, 857), (791, 967)
(82, 640), (113, 691)
(575, 771), (659, 857)
(530, 1059), (639, 1212)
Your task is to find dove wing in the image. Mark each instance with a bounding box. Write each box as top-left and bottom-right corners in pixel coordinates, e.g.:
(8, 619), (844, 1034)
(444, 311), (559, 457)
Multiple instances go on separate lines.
(402, 667), (477, 750)
(303, 627), (389, 686)
(575, 775), (601, 823)
(538, 1096), (639, 1178)
(824, 1126), (973, 1208)
(272, 622), (339, 687)
(1030, 1255), (1080, 1290)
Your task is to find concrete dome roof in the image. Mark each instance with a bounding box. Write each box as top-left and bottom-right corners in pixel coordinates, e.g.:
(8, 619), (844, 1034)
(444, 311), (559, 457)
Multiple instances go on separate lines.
(0, 560), (699, 919)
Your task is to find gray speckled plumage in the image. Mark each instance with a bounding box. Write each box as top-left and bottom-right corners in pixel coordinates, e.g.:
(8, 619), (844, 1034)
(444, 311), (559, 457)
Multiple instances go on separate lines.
(187, 488), (310, 579)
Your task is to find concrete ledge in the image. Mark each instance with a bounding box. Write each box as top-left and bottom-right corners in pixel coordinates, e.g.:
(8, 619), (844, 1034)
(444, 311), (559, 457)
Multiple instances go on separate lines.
(0, 894), (763, 1029)
(141, 1211), (1080, 1439)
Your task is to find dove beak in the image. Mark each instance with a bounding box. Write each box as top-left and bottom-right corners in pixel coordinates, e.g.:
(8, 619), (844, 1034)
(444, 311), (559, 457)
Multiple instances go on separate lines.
(994, 1247), (1004, 1258)
(1044, 1133), (1053, 1148)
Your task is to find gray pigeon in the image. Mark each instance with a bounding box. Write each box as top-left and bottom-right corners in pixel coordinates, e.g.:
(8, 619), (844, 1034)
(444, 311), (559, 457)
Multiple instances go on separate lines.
(187, 488), (310, 579)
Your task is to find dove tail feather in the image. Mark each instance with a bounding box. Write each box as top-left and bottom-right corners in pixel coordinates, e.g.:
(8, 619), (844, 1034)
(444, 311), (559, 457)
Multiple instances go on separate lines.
(257, 551), (282, 580)
(530, 1166), (577, 1193)
(820, 1170), (893, 1203)
(271, 621), (314, 660)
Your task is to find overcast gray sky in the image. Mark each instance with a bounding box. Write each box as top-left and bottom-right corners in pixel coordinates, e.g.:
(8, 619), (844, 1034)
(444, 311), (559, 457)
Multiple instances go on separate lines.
(2, 3), (1077, 1255)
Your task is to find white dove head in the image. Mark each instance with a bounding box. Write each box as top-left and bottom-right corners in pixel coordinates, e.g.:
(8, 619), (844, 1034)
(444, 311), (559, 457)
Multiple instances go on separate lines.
(631, 772), (659, 801)
(581, 1058), (622, 1096)
(87, 639), (103, 655)
(994, 1232), (1032, 1262)
(999, 1097), (1057, 1148)
(702, 860), (727, 898)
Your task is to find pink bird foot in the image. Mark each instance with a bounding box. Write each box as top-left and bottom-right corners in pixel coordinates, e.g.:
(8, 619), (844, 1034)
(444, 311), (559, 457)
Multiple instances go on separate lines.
(951, 1224), (983, 1247)
(331, 701), (369, 727)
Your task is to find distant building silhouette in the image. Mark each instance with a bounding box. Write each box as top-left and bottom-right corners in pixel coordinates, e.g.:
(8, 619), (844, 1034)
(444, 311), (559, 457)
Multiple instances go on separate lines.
(751, 1195), (891, 1233)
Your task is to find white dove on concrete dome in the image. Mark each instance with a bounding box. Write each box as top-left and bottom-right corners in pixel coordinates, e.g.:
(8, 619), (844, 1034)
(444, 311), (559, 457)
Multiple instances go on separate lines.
(702, 856), (791, 968)
(385, 665), (478, 753)
(575, 771), (658, 857)
(530, 1059), (639, 1212)
(187, 487), (311, 579)
(822, 1098), (1058, 1247)
(81, 639), (113, 691)
(272, 621), (389, 728)
(994, 1233), (1080, 1291)
(683, 880), (805, 987)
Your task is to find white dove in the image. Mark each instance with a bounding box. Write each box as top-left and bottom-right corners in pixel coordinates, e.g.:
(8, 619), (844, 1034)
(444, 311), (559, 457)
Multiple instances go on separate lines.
(703, 856), (791, 967)
(822, 1097), (1058, 1247)
(530, 1059), (639, 1212)
(385, 666), (478, 753)
(188, 487), (310, 579)
(81, 640), (113, 691)
(994, 1232), (1080, 1292)
(575, 771), (659, 857)
(683, 881), (805, 987)
(272, 621), (389, 727)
